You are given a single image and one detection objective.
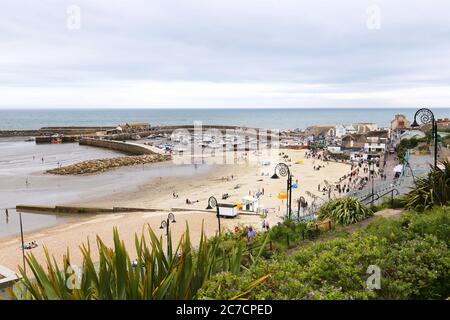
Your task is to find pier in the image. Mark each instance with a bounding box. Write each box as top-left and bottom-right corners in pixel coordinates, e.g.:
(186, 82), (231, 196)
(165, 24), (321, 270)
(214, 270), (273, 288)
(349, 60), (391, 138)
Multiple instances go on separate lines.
(79, 138), (159, 155)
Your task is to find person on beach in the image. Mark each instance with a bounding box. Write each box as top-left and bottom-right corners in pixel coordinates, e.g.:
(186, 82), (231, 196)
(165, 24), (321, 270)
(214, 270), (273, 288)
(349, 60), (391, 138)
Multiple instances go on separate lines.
(247, 226), (256, 242)
(5, 208), (8, 217)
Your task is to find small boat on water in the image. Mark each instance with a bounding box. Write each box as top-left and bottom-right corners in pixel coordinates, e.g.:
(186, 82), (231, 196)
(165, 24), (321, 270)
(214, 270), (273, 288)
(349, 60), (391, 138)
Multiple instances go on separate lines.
(24, 137), (35, 142)
(51, 137), (62, 144)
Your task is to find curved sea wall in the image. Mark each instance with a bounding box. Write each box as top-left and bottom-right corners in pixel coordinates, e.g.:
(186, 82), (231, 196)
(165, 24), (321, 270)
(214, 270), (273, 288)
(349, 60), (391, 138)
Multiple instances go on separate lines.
(79, 138), (155, 155)
(0, 130), (40, 137)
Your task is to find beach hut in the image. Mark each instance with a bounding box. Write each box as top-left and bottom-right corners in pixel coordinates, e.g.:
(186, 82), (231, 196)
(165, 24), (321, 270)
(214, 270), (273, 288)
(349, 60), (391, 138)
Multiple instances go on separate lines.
(218, 203), (238, 217)
(241, 196), (260, 212)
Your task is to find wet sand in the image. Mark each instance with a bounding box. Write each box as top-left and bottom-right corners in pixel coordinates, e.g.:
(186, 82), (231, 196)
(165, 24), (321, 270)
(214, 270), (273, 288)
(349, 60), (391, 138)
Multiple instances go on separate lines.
(0, 138), (214, 237)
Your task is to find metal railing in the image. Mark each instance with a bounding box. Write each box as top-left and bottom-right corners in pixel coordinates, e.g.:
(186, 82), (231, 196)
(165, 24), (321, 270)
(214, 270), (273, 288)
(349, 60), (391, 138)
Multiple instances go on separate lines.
(361, 188), (400, 206)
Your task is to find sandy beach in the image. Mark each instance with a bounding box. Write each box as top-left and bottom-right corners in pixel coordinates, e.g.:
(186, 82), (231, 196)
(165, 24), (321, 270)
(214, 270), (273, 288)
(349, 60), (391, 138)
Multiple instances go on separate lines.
(0, 149), (353, 272)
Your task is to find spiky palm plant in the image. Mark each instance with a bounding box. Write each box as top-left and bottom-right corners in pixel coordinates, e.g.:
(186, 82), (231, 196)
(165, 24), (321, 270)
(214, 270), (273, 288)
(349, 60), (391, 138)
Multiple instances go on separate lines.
(8, 223), (269, 300)
(405, 160), (450, 212)
(318, 198), (373, 226)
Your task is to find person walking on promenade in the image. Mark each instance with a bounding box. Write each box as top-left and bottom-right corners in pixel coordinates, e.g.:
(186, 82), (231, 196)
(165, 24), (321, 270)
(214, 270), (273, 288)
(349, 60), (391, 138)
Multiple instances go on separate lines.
(247, 226), (257, 243)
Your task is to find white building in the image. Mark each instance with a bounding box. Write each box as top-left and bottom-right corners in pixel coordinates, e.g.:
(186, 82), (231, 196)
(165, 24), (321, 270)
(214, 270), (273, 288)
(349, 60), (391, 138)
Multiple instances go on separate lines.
(364, 142), (386, 153)
(335, 124), (357, 138)
(327, 146), (342, 154)
(352, 123), (379, 133)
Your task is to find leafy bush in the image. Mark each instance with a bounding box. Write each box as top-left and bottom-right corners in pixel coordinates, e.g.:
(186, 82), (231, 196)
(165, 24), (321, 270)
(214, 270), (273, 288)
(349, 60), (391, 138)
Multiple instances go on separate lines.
(405, 160), (450, 211)
(318, 198), (373, 225)
(365, 207), (450, 245)
(399, 207), (450, 245)
(396, 137), (419, 160)
(268, 220), (316, 250)
(9, 225), (268, 300)
(200, 207), (450, 300)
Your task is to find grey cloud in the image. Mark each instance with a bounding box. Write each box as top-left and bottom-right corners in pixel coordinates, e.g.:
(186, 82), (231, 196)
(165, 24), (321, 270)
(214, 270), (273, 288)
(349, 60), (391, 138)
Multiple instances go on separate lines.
(0, 0), (450, 107)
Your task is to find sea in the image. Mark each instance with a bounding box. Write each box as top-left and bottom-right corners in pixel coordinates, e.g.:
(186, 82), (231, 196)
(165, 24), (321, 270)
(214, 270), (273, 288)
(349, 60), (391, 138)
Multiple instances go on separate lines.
(1, 108), (449, 130)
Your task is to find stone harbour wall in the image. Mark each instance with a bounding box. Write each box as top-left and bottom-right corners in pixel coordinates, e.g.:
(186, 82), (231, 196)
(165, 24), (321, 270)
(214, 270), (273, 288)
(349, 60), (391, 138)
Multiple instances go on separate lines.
(0, 130), (40, 137)
(79, 138), (155, 155)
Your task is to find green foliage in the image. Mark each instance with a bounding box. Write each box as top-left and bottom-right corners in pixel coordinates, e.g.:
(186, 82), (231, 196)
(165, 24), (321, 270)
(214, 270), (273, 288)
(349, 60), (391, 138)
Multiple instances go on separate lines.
(9, 224), (269, 300)
(398, 207), (450, 246)
(396, 137), (419, 160)
(268, 220), (317, 250)
(405, 160), (450, 211)
(318, 198), (373, 225)
(200, 207), (450, 300)
(372, 196), (406, 212)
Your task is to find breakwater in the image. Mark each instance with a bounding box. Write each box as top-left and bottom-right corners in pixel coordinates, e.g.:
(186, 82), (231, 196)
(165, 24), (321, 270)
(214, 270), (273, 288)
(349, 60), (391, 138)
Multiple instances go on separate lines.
(39, 126), (114, 135)
(47, 153), (170, 175)
(15, 205), (163, 214)
(0, 130), (40, 137)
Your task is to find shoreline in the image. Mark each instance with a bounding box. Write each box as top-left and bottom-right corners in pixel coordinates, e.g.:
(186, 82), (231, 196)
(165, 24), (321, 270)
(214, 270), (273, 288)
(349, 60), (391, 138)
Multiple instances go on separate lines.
(0, 149), (354, 272)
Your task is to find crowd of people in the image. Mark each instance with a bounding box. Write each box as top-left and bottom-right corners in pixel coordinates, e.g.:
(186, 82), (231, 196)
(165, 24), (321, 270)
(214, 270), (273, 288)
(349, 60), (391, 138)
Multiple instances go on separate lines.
(313, 155), (388, 199)
(22, 241), (39, 250)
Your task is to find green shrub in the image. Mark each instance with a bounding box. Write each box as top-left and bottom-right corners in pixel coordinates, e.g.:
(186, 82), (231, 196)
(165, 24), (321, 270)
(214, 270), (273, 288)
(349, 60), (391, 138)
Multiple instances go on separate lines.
(201, 207), (450, 300)
(9, 225), (268, 300)
(318, 198), (373, 225)
(399, 207), (450, 245)
(405, 160), (450, 211)
(268, 220), (312, 249)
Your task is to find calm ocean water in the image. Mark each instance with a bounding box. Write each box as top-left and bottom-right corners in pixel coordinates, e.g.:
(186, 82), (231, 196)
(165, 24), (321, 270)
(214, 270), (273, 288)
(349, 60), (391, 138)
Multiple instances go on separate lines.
(1, 108), (449, 130)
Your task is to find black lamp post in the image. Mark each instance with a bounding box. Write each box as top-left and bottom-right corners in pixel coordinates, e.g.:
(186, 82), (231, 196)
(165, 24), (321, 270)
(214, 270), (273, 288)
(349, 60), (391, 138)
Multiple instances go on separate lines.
(368, 158), (377, 206)
(206, 196), (221, 233)
(18, 211), (26, 273)
(410, 108), (438, 168)
(271, 163), (292, 219)
(159, 212), (176, 238)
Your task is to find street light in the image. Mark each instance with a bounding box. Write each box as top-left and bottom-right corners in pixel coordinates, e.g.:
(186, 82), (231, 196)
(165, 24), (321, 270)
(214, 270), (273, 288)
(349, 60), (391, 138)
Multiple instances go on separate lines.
(159, 212), (176, 238)
(18, 211), (26, 273)
(368, 158), (377, 206)
(271, 163), (292, 219)
(206, 196), (221, 233)
(411, 108), (438, 168)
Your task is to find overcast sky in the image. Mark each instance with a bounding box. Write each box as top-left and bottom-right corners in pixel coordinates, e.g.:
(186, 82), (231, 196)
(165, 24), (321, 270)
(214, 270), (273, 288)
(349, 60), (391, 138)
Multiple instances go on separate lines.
(1, 0), (450, 108)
